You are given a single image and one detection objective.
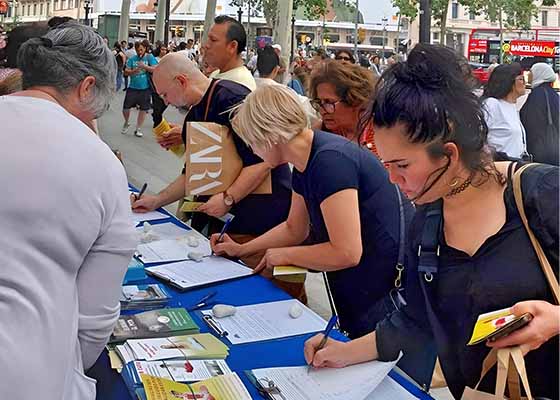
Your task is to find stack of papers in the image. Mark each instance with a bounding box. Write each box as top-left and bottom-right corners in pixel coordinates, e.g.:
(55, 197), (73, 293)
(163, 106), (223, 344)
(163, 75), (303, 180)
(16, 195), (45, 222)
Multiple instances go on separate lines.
(201, 299), (326, 345)
(135, 222), (191, 242)
(120, 284), (171, 310)
(110, 308), (199, 343)
(136, 236), (212, 264)
(146, 256), (253, 291)
(140, 372), (251, 400)
(127, 359), (232, 383)
(249, 354), (405, 400)
(116, 333), (230, 362)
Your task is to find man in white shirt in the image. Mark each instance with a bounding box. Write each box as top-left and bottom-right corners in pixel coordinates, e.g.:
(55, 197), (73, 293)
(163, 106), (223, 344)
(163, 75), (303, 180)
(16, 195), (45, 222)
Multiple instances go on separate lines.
(204, 15), (256, 91)
(0, 23), (136, 400)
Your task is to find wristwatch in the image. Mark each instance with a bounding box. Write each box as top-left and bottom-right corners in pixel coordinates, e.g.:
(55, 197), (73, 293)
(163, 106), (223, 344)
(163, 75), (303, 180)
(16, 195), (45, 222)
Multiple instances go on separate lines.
(223, 191), (235, 207)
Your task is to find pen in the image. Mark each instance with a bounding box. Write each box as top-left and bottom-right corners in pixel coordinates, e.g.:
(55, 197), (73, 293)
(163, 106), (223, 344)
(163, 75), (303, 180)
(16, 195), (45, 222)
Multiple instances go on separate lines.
(308, 315), (338, 372)
(135, 183), (148, 201)
(188, 291), (217, 311)
(216, 217), (232, 243)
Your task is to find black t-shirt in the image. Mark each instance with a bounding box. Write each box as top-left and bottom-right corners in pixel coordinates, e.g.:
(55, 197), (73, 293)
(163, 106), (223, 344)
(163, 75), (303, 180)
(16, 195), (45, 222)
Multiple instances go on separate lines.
(181, 79), (292, 235)
(292, 131), (414, 337)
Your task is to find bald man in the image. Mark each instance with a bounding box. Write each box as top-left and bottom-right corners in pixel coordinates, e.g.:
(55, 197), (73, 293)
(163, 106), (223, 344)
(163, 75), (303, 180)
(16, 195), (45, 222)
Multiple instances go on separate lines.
(132, 53), (293, 255)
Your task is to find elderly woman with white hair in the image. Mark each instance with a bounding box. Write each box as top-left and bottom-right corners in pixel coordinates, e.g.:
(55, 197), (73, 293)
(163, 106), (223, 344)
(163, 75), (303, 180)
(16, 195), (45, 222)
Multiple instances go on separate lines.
(211, 84), (415, 341)
(520, 63), (559, 165)
(0, 23), (136, 399)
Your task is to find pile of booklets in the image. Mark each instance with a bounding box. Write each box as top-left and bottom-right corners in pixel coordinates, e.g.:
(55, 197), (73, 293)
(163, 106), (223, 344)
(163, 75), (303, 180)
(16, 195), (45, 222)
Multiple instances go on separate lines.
(120, 284), (171, 310)
(115, 333), (230, 363)
(110, 308), (199, 343)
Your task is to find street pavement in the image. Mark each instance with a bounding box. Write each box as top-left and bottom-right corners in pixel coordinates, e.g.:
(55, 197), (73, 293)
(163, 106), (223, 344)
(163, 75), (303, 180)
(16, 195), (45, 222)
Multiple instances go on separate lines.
(98, 90), (453, 400)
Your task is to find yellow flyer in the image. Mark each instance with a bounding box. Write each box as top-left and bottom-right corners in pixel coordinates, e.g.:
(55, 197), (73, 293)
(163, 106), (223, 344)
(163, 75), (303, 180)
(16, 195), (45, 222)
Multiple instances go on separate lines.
(141, 372), (252, 400)
(468, 308), (518, 345)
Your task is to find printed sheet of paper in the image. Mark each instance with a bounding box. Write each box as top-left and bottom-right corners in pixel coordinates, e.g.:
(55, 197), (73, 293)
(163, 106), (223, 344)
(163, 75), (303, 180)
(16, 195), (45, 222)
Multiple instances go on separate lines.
(135, 222), (191, 241)
(146, 257), (252, 290)
(365, 376), (419, 399)
(201, 299), (326, 345)
(132, 359), (232, 382)
(137, 236), (212, 264)
(131, 210), (170, 225)
(251, 356), (401, 400)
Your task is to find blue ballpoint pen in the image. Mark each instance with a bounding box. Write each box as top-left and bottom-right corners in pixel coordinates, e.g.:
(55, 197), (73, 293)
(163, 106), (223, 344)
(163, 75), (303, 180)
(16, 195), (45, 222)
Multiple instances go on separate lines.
(308, 315), (338, 372)
(217, 217), (233, 243)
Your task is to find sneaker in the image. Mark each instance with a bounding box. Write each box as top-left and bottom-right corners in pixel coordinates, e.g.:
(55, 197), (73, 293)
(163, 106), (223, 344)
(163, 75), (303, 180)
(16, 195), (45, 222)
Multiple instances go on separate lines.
(121, 123), (130, 134)
(134, 130), (144, 137)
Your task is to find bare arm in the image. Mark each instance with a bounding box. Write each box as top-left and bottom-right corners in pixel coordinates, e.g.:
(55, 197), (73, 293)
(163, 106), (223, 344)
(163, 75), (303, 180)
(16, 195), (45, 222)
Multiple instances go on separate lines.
(304, 331), (379, 368)
(131, 174), (185, 212)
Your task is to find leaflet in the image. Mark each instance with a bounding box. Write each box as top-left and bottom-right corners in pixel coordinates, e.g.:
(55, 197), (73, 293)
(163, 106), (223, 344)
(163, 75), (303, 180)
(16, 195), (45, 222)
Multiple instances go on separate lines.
(132, 359), (232, 382)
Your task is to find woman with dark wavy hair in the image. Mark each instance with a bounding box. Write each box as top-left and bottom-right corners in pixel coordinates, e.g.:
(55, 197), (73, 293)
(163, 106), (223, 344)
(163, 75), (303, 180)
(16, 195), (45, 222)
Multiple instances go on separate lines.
(304, 44), (559, 399)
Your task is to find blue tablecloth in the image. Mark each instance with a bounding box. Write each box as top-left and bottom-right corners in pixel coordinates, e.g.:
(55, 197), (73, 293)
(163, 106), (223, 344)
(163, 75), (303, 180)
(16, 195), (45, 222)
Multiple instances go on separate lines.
(89, 208), (433, 399)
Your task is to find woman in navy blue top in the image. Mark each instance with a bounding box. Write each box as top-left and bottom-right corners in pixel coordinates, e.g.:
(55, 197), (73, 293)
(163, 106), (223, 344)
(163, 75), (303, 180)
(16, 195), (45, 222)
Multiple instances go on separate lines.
(210, 84), (413, 339)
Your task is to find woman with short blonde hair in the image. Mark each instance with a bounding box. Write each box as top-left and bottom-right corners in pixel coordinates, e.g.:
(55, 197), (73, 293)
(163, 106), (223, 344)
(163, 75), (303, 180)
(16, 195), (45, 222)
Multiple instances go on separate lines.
(213, 84), (414, 340)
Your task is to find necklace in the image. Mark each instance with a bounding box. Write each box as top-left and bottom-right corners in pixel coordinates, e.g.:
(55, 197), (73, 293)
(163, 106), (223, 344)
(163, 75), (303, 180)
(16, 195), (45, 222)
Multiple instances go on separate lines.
(445, 176), (473, 198)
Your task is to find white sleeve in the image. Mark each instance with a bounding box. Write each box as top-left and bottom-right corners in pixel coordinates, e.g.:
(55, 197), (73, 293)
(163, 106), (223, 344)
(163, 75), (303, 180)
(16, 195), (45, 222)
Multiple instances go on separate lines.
(77, 172), (137, 369)
(483, 99), (510, 152)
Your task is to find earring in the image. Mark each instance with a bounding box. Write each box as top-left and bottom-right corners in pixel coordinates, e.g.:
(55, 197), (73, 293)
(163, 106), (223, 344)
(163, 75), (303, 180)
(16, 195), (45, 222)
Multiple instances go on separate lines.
(448, 178), (459, 187)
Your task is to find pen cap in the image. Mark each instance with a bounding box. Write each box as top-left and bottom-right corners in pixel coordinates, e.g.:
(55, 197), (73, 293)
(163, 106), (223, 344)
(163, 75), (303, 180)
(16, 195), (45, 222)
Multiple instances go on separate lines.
(153, 118), (185, 157)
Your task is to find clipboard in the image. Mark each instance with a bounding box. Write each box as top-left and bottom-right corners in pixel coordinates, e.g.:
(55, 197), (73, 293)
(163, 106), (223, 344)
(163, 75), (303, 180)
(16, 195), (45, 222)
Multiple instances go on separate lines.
(245, 371), (286, 400)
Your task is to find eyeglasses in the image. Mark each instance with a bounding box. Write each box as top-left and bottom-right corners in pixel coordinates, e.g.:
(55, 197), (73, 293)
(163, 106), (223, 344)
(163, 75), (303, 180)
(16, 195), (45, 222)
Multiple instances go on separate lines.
(336, 56), (352, 61)
(311, 99), (343, 114)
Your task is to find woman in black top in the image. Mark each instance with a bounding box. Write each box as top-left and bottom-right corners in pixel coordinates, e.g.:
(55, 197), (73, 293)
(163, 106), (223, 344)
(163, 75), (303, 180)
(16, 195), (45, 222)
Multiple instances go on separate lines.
(304, 44), (559, 398)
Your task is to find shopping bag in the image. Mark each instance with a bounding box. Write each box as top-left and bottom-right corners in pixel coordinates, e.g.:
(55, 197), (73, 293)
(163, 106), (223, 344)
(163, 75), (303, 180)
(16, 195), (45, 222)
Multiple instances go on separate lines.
(185, 121), (271, 196)
(462, 347), (533, 400)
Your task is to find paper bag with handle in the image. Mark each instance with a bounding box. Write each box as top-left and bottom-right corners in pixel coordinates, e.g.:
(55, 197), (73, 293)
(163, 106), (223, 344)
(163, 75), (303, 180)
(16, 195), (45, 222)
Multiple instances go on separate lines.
(184, 121), (272, 196)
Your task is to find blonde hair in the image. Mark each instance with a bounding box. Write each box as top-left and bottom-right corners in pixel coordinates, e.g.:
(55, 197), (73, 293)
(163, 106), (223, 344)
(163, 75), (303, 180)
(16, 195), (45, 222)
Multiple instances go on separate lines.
(231, 85), (309, 150)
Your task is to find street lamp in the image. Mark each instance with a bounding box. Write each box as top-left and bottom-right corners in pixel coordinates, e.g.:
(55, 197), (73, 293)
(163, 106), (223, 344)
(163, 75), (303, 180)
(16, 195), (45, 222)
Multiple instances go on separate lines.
(235, 0), (243, 23)
(381, 16), (387, 63)
(83, 0), (91, 26)
(290, 13), (295, 63)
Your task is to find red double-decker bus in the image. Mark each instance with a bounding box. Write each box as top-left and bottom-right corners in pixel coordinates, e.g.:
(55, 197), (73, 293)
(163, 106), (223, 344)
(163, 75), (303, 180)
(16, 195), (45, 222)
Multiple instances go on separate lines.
(468, 28), (560, 72)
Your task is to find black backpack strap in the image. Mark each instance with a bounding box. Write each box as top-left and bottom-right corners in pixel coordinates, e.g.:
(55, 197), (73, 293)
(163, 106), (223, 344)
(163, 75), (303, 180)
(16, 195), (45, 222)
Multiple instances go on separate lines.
(417, 202), (443, 283)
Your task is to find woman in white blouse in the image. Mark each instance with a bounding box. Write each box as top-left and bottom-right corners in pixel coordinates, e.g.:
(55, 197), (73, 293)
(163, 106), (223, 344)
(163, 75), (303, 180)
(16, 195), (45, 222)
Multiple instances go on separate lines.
(0, 23), (136, 399)
(482, 63), (529, 159)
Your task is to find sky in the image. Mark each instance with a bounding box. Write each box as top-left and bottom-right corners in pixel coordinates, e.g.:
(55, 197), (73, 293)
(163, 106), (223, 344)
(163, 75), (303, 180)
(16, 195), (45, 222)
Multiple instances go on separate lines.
(360, 0), (398, 23)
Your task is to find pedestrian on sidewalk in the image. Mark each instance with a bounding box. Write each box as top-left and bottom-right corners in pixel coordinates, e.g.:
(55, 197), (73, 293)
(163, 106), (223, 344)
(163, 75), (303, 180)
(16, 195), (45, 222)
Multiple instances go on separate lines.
(122, 39), (158, 137)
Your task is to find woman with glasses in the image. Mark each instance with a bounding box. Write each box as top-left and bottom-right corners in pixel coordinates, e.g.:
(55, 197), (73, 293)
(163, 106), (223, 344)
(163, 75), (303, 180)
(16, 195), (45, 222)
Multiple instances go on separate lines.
(334, 49), (355, 64)
(211, 84), (414, 341)
(482, 63), (529, 160)
(309, 60), (379, 156)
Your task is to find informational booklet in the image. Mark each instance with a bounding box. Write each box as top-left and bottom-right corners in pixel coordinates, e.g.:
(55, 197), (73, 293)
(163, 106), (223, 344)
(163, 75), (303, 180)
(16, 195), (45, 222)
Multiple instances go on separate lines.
(136, 237), (212, 264)
(468, 308), (527, 345)
(131, 359), (232, 383)
(249, 355), (401, 400)
(110, 308), (199, 343)
(141, 372), (251, 400)
(124, 333), (230, 361)
(146, 257), (253, 291)
(120, 284), (171, 310)
(201, 299), (326, 345)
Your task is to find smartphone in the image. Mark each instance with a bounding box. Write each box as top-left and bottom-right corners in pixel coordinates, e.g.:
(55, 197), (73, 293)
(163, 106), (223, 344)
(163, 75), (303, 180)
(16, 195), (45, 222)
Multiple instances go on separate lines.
(487, 313), (533, 342)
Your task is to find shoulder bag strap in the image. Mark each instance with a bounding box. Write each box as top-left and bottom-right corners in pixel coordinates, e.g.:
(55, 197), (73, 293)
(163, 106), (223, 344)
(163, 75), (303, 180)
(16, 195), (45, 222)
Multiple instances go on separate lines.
(204, 79), (220, 121)
(512, 163), (560, 304)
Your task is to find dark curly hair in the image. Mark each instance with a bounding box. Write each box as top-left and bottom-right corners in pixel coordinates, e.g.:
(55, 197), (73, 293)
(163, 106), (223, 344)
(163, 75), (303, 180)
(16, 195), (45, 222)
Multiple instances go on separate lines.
(483, 62), (522, 99)
(364, 44), (503, 198)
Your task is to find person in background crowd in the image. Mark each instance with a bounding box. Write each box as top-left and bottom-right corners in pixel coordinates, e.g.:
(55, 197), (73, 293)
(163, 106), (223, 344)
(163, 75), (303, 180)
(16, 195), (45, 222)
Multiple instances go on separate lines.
(370, 54), (381, 76)
(271, 43), (288, 84)
(290, 65), (310, 96)
(358, 53), (371, 69)
(520, 62), (559, 165)
(307, 48), (328, 72)
(185, 38), (196, 60)
(113, 41), (126, 91)
(0, 22), (136, 399)
(47, 15), (73, 28)
(304, 43), (559, 400)
(123, 42), (136, 91)
(0, 22), (49, 95)
(122, 39), (158, 137)
(213, 84), (414, 342)
(482, 63), (528, 159)
(204, 16), (256, 91)
(133, 54), (295, 294)
(309, 60), (379, 156)
(334, 49), (355, 64)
